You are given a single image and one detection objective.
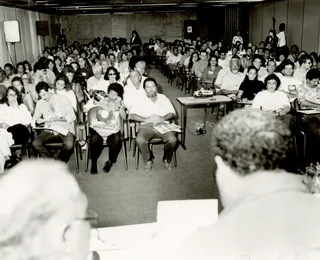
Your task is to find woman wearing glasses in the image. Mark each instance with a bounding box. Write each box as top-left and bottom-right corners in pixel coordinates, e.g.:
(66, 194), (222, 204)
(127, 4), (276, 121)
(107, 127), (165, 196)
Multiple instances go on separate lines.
(104, 67), (123, 89)
(0, 86), (32, 170)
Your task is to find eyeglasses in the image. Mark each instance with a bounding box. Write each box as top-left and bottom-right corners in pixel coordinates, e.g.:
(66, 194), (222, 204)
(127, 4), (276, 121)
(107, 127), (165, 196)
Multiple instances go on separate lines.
(108, 73), (116, 76)
(63, 208), (99, 241)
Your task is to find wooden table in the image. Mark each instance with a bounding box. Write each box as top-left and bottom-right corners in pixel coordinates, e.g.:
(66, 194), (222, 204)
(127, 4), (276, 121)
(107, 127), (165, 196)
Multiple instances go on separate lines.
(177, 95), (232, 147)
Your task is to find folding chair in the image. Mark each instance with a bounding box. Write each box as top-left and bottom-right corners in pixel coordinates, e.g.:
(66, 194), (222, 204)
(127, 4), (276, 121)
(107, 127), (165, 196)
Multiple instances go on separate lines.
(84, 106), (128, 172)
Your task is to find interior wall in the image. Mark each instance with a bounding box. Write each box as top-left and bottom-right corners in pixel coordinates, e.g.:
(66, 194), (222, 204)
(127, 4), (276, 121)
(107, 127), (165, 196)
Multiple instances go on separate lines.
(0, 6), (57, 67)
(60, 12), (197, 45)
(249, 0), (320, 53)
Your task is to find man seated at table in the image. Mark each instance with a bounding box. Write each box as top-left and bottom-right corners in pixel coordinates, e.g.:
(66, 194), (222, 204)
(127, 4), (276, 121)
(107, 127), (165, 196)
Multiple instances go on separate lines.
(129, 77), (177, 172)
(166, 46), (182, 66)
(32, 82), (76, 162)
(293, 54), (312, 83)
(170, 108), (320, 259)
(216, 58), (244, 98)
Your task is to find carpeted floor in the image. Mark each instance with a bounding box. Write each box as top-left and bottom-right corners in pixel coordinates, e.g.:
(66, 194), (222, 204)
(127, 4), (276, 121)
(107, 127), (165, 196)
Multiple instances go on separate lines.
(68, 66), (221, 227)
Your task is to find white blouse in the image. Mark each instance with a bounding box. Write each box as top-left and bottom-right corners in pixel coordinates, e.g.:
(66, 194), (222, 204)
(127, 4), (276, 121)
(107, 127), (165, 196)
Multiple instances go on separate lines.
(0, 104), (32, 126)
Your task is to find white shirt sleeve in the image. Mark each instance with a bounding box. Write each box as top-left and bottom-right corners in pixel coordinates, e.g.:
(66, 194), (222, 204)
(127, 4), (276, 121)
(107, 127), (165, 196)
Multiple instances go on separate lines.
(19, 104), (32, 125)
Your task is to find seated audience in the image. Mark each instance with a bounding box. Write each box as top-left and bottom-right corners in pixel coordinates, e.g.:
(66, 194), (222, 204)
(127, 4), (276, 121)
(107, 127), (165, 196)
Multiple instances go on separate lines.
(0, 159), (91, 260)
(123, 70), (145, 111)
(87, 64), (109, 95)
(293, 54), (312, 83)
(21, 72), (38, 103)
(192, 50), (208, 78)
(62, 66), (85, 104)
(118, 52), (130, 82)
(11, 76), (35, 114)
(3, 63), (15, 88)
(171, 108), (320, 259)
(252, 74), (292, 126)
(104, 67), (123, 88)
(54, 74), (77, 112)
(0, 86), (32, 169)
(78, 56), (93, 80)
(89, 83), (124, 174)
(32, 82), (76, 163)
(201, 56), (222, 86)
(252, 55), (267, 80)
(278, 60), (302, 101)
(237, 66), (265, 101)
(129, 78), (177, 172)
(297, 69), (320, 156)
(217, 58), (244, 97)
(259, 59), (283, 82)
(166, 46), (182, 65)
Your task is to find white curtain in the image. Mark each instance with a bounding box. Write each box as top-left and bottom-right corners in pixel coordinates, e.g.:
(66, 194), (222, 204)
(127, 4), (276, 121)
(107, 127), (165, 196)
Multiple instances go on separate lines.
(0, 6), (52, 68)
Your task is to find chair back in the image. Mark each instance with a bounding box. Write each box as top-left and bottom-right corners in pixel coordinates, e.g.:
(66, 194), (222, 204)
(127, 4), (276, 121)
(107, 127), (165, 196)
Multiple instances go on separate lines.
(87, 106), (102, 128)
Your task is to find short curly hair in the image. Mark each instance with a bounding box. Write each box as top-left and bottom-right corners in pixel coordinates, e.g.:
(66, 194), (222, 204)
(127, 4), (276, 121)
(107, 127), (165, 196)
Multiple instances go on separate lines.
(211, 108), (293, 175)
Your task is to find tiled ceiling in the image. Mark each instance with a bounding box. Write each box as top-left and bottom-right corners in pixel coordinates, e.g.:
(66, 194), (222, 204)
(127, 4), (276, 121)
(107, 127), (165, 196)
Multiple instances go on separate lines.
(0, 0), (273, 14)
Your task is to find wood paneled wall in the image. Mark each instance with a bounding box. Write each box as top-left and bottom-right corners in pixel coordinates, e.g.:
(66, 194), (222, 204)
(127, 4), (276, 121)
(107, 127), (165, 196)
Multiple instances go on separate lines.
(60, 12), (197, 45)
(249, 0), (320, 53)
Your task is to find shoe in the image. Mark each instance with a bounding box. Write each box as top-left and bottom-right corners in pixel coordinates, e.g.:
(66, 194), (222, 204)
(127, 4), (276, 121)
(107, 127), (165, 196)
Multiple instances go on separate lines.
(163, 160), (173, 171)
(144, 160), (153, 173)
(91, 164), (98, 175)
(103, 161), (113, 173)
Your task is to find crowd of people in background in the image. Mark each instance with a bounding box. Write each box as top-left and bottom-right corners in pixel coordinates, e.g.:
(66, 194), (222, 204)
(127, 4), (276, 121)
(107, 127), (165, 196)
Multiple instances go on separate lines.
(1, 18), (320, 260)
(1, 23), (320, 172)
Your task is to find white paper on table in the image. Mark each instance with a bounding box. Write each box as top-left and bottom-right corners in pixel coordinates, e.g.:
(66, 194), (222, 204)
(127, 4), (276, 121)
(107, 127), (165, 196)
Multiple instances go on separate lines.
(142, 199), (219, 260)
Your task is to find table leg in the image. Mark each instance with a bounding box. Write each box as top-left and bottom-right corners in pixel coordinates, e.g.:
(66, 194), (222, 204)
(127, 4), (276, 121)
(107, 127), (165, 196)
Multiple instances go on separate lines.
(224, 103), (227, 116)
(181, 104), (187, 148)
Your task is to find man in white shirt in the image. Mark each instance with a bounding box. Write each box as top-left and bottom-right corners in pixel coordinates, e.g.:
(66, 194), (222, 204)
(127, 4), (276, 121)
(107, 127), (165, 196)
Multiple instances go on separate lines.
(170, 108), (320, 260)
(166, 47), (182, 65)
(123, 70), (146, 111)
(279, 60), (302, 101)
(87, 64), (109, 94)
(218, 58), (244, 96)
(129, 77), (177, 172)
(259, 60), (283, 83)
(3, 63), (16, 88)
(293, 54), (312, 83)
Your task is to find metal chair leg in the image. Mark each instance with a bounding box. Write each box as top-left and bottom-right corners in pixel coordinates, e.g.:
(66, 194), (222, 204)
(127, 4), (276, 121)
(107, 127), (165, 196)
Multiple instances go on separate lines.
(135, 143), (139, 170)
(173, 151), (177, 167)
(85, 146), (89, 172)
(74, 144), (79, 173)
(122, 141), (128, 170)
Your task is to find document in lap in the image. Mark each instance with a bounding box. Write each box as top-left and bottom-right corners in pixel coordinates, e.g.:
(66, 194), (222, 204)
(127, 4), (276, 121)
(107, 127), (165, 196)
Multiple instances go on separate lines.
(153, 121), (182, 134)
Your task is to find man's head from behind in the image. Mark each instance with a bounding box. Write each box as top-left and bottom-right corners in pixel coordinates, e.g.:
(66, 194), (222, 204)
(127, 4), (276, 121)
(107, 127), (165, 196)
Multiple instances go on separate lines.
(211, 108), (293, 207)
(0, 159), (90, 260)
